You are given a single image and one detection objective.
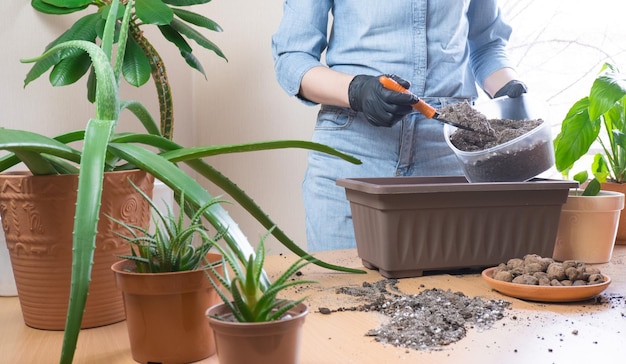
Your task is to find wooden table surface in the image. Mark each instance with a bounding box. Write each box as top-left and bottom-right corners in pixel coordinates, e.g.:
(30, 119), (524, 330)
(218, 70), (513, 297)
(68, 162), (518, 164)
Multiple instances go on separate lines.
(1, 246), (625, 364)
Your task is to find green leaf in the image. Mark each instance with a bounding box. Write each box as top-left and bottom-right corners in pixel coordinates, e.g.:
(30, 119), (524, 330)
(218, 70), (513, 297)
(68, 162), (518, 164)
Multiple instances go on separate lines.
(589, 72), (626, 120)
(181, 50), (206, 78)
(23, 13), (100, 87)
(135, 0), (174, 25)
(49, 52), (91, 86)
(554, 97), (600, 172)
(162, 0), (213, 5)
(582, 178), (601, 196)
(172, 8), (222, 32)
(43, 0), (94, 7)
(169, 18), (227, 60)
(61, 118), (115, 364)
(32, 0), (89, 14)
(122, 37), (152, 87)
(158, 24), (193, 53)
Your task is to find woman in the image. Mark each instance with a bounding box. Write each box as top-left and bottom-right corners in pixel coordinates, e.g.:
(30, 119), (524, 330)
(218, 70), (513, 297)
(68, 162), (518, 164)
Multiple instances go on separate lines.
(272, 0), (527, 251)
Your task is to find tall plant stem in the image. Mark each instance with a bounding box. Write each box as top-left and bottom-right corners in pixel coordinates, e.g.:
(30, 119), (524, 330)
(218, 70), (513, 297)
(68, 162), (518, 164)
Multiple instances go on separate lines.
(130, 22), (174, 140)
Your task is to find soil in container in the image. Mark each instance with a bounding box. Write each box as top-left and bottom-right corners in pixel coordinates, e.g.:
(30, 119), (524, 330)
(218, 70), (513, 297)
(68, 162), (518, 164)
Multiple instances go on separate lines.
(441, 101), (550, 182)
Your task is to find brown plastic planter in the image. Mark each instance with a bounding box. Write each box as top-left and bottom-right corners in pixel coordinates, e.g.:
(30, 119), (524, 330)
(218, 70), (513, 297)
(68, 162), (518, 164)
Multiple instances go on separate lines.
(337, 176), (577, 278)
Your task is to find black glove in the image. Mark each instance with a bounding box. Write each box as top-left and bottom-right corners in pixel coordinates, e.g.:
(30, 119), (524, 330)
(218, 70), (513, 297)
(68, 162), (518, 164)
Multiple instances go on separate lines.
(348, 74), (418, 127)
(493, 80), (528, 98)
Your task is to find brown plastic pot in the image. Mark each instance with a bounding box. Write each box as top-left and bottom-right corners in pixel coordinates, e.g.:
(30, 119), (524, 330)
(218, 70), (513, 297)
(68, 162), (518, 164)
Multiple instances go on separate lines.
(207, 302), (308, 364)
(112, 253), (223, 364)
(0, 170), (153, 330)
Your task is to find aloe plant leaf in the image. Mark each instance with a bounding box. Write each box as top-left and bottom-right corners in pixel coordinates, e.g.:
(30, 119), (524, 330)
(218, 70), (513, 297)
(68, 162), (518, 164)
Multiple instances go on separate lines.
(136, 0), (174, 25)
(61, 118), (115, 364)
(172, 8), (222, 32)
(120, 100), (161, 136)
(169, 18), (226, 60)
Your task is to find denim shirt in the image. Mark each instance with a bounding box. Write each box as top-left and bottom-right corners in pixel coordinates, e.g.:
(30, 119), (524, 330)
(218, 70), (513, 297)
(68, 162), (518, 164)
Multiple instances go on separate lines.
(272, 0), (513, 104)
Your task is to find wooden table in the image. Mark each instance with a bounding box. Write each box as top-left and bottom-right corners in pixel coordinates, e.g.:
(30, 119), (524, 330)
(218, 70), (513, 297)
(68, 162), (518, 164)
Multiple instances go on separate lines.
(2, 247), (625, 364)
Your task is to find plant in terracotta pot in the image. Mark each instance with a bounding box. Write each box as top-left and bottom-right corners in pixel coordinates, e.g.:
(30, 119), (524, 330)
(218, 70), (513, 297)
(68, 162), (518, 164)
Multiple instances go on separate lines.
(1, 1), (364, 363)
(552, 62), (626, 261)
(206, 231), (314, 364)
(110, 184), (224, 364)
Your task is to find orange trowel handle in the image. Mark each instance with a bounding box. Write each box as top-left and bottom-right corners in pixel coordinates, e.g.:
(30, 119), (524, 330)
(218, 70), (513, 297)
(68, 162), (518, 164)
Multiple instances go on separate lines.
(378, 76), (437, 119)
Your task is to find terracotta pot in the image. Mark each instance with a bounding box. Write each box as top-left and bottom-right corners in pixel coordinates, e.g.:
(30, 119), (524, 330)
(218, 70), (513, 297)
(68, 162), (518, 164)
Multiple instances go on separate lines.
(207, 302), (308, 364)
(0, 170), (154, 330)
(111, 253), (223, 364)
(553, 190), (625, 263)
(601, 181), (626, 245)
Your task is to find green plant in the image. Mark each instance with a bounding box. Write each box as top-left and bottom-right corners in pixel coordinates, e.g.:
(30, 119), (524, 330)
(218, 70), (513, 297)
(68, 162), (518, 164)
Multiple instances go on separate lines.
(1, 1), (364, 362)
(109, 182), (221, 273)
(554, 62), (626, 195)
(207, 230), (315, 323)
(28, 0), (226, 139)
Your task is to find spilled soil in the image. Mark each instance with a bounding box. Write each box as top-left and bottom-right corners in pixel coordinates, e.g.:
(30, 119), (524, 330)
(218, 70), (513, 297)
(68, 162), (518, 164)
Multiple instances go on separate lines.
(317, 279), (511, 350)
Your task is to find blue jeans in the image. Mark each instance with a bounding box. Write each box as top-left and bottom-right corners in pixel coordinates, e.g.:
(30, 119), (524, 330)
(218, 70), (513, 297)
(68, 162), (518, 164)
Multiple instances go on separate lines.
(303, 101), (465, 252)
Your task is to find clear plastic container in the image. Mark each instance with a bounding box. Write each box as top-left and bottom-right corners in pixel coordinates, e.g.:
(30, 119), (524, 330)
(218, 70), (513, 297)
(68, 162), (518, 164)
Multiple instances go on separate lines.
(444, 94), (554, 182)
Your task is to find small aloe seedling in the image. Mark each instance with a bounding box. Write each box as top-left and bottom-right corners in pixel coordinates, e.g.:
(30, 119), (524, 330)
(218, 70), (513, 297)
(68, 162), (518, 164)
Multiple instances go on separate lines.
(109, 182), (222, 273)
(207, 230), (316, 322)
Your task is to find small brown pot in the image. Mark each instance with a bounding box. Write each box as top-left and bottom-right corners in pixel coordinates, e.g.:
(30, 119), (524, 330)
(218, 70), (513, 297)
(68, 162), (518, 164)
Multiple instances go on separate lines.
(0, 170), (153, 330)
(207, 302), (308, 364)
(112, 253), (223, 364)
(553, 190), (625, 263)
(601, 181), (626, 245)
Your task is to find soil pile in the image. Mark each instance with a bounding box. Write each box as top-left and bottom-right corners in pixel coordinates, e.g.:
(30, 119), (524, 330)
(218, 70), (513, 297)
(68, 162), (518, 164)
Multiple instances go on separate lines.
(321, 279), (510, 351)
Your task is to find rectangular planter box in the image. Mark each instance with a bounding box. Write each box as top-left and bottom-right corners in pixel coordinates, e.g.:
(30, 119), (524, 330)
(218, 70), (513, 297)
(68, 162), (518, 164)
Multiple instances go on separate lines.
(337, 176), (577, 278)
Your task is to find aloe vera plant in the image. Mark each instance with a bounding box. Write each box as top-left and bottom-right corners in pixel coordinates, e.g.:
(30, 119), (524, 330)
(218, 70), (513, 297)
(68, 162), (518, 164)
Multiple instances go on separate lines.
(1, 1), (363, 362)
(207, 229), (315, 323)
(109, 182), (221, 273)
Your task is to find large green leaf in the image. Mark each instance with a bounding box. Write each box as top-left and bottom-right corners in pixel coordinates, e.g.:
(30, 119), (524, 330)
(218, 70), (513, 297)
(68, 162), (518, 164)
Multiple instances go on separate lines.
(554, 97), (600, 172)
(23, 13), (100, 87)
(169, 18), (226, 60)
(61, 119), (115, 364)
(32, 0), (90, 14)
(158, 24), (193, 53)
(162, 0), (213, 5)
(49, 52), (92, 86)
(136, 0), (174, 25)
(123, 37), (152, 87)
(43, 0), (94, 7)
(172, 8), (222, 32)
(589, 73), (626, 120)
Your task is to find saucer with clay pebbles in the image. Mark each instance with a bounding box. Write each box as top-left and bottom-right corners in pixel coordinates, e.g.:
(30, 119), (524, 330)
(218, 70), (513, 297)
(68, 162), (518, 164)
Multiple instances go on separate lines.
(482, 267), (611, 303)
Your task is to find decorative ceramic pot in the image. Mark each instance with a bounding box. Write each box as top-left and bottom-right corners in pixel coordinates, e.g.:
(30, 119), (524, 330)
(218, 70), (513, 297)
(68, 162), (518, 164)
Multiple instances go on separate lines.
(0, 170), (153, 329)
(207, 302), (308, 364)
(0, 217), (17, 296)
(553, 190), (625, 263)
(111, 253), (223, 364)
(601, 181), (626, 245)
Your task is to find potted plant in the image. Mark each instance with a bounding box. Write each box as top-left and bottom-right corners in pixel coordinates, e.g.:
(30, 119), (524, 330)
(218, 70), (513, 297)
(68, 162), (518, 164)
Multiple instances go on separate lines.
(553, 62), (626, 262)
(206, 231), (314, 364)
(1, 1), (364, 363)
(29, 0), (227, 140)
(110, 184), (223, 364)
